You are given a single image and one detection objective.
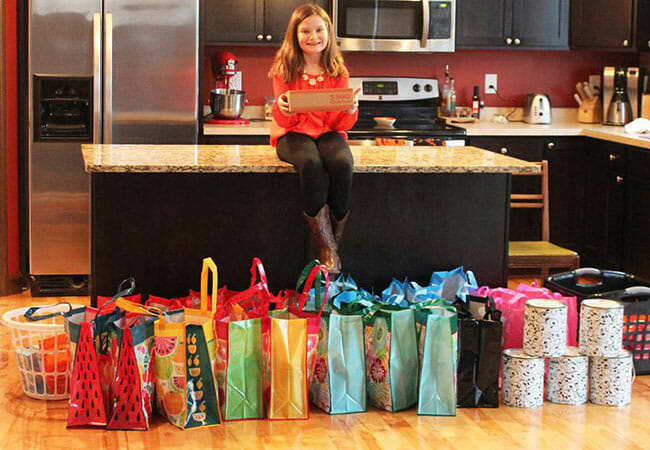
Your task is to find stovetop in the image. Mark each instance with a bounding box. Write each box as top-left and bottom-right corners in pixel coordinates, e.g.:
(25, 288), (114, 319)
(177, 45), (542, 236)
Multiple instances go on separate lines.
(349, 119), (466, 137)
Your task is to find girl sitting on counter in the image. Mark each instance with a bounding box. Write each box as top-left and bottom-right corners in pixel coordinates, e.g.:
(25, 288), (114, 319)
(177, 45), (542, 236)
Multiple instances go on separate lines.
(268, 3), (359, 274)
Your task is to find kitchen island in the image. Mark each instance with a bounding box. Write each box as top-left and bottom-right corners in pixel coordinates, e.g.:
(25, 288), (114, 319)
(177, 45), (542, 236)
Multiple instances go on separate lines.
(82, 144), (538, 302)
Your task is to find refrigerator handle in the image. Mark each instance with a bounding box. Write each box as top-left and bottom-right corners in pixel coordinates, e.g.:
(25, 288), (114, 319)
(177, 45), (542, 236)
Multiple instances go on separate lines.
(104, 13), (113, 144)
(93, 13), (102, 144)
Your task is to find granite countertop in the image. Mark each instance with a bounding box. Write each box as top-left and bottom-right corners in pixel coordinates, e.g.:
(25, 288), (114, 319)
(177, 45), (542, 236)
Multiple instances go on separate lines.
(203, 115), (650, 150)
(82, 144), (540, 174)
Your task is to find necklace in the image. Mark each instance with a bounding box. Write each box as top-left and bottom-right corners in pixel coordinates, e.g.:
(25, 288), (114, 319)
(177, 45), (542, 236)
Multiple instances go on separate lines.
(302, 70), (324, 86)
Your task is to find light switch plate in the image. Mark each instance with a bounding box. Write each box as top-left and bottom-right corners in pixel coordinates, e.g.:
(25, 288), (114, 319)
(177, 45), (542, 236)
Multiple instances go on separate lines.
(485, 74), (497, 94)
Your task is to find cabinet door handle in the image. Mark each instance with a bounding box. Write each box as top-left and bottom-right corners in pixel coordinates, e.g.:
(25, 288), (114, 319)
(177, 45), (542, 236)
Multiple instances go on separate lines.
(514, 38), (521, 45)
(609, 153), (621, 161)
(547, 142), (555, 150)
(623, 39), (629, 47)
(265, 34), (272, 41)
(500, 147), (508, 154)
(616, 176), (624, 183)
(256, 34), (263, 41)
(505, 37), (512, 45)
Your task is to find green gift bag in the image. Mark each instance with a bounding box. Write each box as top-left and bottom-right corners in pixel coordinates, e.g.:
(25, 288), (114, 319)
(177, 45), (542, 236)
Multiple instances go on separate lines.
(310, 290), (368, 414)
(364, 305), (419, 412)
(414, 304), (458, 416)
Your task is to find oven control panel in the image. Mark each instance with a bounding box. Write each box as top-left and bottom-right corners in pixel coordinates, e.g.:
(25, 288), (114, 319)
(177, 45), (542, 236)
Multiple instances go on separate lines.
(350, 77), (439, 102)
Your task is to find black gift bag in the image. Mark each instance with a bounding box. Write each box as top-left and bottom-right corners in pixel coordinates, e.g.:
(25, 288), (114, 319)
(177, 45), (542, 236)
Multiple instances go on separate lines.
(455, 299), (503, 408)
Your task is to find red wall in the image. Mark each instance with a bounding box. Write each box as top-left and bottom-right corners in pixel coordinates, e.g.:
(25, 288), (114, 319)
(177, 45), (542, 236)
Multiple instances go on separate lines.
(205, 47), (639, 107)
(4, 0), (19, 277)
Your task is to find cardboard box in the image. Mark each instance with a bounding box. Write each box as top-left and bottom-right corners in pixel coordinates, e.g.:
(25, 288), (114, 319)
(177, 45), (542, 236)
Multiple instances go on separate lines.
(287, 88), (354, 113)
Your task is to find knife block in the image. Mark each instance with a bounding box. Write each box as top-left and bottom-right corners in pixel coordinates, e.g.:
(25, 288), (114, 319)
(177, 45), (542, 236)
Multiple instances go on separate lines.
(578, 97), (603, 123)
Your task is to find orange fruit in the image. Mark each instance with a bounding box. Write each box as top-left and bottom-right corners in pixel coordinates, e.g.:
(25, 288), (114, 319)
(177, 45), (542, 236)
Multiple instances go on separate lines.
(163, 391), (184, 416)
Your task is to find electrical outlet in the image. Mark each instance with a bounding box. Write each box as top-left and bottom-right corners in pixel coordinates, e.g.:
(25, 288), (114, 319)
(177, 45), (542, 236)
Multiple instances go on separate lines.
(485, 74), (497, 94)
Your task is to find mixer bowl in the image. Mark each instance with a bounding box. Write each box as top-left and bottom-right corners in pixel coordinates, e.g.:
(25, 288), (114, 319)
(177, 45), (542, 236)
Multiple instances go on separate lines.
(210, 89), (246, 119)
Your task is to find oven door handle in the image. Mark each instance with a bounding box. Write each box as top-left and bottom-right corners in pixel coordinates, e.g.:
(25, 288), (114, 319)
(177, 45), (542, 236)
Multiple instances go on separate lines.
(421, 0), (430, 48)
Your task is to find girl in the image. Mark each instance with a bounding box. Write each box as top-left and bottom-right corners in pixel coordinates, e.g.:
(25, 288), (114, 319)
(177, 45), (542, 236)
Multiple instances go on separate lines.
(269, 3), (359, 274)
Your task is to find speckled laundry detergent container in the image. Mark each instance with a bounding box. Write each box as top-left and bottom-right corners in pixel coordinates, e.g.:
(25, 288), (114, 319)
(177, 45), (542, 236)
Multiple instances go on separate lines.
(579, 299), (624, 357)
(523, 299), (567, 357)
(589, 350), (634, 407)
(501, 349), (545, 408)
(547, 346), (588, 405)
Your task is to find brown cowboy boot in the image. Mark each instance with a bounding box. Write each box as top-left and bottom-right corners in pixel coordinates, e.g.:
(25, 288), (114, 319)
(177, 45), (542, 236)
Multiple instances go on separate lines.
(330, 209), (350, 246)
(303, 205), (341, 274)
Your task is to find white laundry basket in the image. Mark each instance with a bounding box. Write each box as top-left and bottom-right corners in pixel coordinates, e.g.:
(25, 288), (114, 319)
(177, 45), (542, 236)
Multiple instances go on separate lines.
(1, 303), (83, 400)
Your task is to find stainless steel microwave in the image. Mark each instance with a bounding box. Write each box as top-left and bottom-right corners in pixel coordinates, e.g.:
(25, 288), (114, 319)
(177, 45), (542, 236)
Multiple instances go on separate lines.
(333, 0), (455, 52)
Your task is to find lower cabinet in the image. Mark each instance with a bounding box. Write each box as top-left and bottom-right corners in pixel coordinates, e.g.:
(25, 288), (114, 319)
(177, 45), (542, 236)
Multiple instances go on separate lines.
(582, 139), (627, 270)
(623, 148), (650, 280)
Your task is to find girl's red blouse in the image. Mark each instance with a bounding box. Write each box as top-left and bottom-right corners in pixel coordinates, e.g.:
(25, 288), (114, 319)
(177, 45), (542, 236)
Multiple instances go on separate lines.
(270, 70), (359, 147)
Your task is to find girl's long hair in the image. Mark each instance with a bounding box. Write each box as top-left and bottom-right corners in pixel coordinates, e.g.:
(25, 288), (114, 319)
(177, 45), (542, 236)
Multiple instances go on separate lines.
(268, 3), (346, 82)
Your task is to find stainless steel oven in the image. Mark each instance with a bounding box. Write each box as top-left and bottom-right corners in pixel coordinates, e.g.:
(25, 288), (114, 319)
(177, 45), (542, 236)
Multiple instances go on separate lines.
(348, 77), (467, 146)
(333, 0), (455, 52)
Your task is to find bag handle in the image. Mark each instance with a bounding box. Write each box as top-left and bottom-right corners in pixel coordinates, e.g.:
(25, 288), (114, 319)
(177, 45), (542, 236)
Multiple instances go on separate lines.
(23, 302), (74, 321)
(250, 257), (270, 293)
(115, 298), (163, 318)
(95, 277), (136, 319)
(294, 262), (329, 316)
(200, 257), (218, 313)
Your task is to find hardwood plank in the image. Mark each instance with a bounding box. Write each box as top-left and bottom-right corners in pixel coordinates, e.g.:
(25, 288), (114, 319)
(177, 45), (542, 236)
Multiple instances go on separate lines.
(1, 291), (648, 449)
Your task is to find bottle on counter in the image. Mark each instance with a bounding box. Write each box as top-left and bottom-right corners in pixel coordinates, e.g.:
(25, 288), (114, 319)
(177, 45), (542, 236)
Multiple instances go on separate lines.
(472, 85), (481, 119)
(448, 77), (457, 116)
(441, 65), (451, 115)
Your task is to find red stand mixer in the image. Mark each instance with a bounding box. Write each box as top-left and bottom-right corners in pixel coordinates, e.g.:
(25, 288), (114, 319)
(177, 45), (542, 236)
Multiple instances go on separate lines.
(208, 51), (249, 124)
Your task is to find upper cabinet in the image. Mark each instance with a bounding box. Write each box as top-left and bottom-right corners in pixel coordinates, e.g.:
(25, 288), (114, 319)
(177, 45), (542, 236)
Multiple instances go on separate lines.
(636, 0), (650, 51)
(204, 0), (327, 44)
(456, 0), (569, 49)
(571, 0), (635, 50)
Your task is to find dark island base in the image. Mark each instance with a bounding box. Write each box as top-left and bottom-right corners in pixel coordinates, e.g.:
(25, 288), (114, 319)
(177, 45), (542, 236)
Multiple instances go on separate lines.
(90, 172), (511, 303)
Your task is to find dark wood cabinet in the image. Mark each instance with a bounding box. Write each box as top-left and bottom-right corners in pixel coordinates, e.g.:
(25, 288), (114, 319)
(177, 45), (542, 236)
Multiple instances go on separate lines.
(468, 136), (544, 241)
(456, 0), (569, 49)
(636, 0), (650, 51)
(582, 139), (627, 269)
(204, 0), (326, 44)
(571, 0), (635, 50)
(623, 148), (650, 279)
(543, 138), (585, 254)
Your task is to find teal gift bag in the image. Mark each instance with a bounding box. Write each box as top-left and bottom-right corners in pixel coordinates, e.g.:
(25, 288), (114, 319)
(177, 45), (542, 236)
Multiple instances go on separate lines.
(309, 279), (368, 414)
(364, 303), (419, 412)
(415, 304), (458, 416)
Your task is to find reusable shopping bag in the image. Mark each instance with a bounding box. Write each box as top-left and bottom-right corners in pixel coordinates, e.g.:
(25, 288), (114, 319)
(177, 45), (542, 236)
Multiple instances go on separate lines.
(64, 278), (135, 428)
(266, 261), (329, 420)
(153, 257), (222, 429)
(309, 275), (369, 415)
(413, 302), (458, 416)
(214, 257), (273, 420)
(364, 288), (419, 412)
(101, 298), (160, 430)
(455, 299), (502, 408)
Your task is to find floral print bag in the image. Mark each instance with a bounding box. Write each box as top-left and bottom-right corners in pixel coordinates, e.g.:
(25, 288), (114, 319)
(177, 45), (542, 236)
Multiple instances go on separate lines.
(310, 285), (371, 415)
(364, 303), (419, 412)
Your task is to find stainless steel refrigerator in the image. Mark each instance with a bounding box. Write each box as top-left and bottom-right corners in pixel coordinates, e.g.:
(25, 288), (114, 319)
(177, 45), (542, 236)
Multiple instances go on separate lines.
(28, 0), (199, 295)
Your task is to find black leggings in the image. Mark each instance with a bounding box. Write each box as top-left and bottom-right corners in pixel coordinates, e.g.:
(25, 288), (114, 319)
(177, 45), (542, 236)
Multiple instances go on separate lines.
(276, 131), (354, 219)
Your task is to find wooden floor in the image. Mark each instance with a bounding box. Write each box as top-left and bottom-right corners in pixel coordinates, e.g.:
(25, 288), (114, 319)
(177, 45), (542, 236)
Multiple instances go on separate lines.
(1, 280), (649, 450)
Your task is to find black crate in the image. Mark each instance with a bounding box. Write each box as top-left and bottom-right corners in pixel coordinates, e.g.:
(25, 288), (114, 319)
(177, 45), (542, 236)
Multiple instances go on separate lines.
(545, 268), (650, 375)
